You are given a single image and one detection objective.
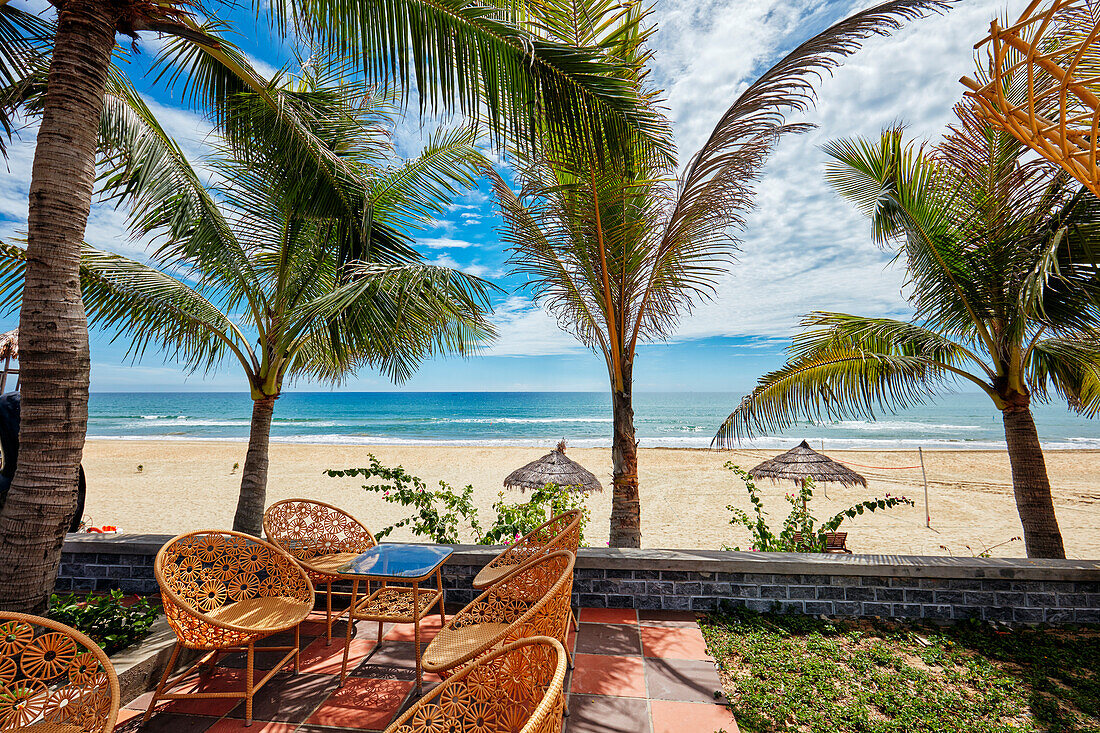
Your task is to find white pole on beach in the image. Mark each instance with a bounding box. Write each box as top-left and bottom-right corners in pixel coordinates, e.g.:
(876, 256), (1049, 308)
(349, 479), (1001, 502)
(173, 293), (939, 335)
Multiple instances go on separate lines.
(919, 447), (930, 528)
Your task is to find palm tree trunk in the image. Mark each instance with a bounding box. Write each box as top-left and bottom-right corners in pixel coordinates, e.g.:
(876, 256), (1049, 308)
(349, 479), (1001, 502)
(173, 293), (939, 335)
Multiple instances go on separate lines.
(609, 362), (640, 547)
(1002, 404), (1065, 558)
(0, 0), (116, 612)
(233, 395), (277, 535)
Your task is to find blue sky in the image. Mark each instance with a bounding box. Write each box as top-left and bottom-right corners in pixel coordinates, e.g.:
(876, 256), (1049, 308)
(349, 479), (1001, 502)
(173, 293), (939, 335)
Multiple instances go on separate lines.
(1, 0), (1022, 393)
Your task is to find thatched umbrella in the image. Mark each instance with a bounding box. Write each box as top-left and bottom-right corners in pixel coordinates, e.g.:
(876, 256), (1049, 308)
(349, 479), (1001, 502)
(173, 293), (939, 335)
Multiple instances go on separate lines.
(504, 440), (603, 493)
(749, 440), (865, 502)
(0, 329), (18, 394)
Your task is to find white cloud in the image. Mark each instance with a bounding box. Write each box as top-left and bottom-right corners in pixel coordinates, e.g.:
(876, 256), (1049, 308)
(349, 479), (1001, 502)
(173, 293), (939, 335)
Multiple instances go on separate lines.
(419, 237), (477, 249)
(482, 296), (585, 357)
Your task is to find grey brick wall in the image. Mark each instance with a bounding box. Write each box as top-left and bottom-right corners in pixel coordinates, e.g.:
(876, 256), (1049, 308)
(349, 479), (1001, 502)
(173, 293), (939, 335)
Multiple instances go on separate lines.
(56, 534), (1100, 624)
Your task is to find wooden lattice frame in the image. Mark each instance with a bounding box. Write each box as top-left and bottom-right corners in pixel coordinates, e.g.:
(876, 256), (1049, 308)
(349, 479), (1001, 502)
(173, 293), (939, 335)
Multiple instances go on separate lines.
(0, 612), (119, 732)
(472, 510), (581, 590)
(263, 499), (377, 642)
(385, 636), (567, 733)
(422, 550), (575, 675)
(962, 0), (1100, 196)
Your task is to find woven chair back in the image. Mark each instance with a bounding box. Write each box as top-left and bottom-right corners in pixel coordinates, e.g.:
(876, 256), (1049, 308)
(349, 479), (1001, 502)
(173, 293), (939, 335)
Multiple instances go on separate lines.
(0, 611), (120, 732)
(155, 530), (313, 648)
(263, 499), (376, 569)
(475, 510), (581, 588)
(386, 636), (567, 733)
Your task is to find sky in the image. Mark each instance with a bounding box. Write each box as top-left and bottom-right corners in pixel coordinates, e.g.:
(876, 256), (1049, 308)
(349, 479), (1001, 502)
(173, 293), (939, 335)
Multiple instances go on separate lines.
(0, 0), (1024, 394)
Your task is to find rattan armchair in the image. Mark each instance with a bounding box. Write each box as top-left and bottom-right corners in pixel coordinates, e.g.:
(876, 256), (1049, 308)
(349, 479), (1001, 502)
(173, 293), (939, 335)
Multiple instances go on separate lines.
(385, 636), (567, 733)
(146, 530), (314, 726)
(473, 510), (581, 589)
(0, 612), (120, 732)
(422, 550), (574, 676)
(263, 499), (376, 644)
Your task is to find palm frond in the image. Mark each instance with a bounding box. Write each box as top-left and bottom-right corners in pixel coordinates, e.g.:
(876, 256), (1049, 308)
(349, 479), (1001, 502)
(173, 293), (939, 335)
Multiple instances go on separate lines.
(1029, 337), (1100, 417)
(0, 2), (52, 155)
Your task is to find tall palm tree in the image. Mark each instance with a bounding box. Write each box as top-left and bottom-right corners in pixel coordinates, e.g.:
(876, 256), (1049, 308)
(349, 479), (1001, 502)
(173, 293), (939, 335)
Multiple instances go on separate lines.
(0, 66), (496, 536)
(487, 0), (950, 546)
(0, 0), (666, 612)
(715, 101), (1100, 559)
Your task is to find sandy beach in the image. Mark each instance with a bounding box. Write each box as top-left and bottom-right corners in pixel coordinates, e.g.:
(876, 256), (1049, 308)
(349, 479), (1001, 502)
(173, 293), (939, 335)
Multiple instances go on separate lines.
(79, 439), (1100, 559)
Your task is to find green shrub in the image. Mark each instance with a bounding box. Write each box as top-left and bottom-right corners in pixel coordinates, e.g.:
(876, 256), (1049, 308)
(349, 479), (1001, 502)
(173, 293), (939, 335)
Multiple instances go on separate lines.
(723, 462), (913, 552)
(326, 456), (591, 546)
(48, 589), (160, 655)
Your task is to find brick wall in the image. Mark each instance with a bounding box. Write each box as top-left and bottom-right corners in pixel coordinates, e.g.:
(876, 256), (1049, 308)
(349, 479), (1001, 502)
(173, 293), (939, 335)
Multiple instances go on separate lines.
(58, 534), (1100, 625)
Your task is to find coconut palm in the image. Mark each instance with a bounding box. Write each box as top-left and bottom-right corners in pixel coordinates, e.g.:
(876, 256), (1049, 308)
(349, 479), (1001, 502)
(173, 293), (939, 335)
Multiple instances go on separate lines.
(0, 0), (667, 612)
(0, 66), (497, 536)
(715, 101), (1100, 558)
(486, 0), (949, 547)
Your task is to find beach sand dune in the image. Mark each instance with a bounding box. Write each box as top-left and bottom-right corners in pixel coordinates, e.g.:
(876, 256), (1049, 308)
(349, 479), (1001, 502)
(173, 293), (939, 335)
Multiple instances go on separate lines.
(81, 440), (1100, 558)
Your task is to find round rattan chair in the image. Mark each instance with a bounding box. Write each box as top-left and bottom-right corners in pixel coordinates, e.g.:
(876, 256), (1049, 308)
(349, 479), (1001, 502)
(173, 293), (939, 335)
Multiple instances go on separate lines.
(472, 510), (581, 630)
(0, 612), (120, 732)
(146, 530), (314, 726)
(422, 551), (575, 677)
(263, 499), (377, 644)
(385, 636), (567, 733)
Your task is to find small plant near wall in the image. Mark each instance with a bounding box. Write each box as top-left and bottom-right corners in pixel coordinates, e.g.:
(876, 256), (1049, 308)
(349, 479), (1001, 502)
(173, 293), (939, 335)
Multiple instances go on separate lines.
(48, 589), (160, 655)
(327, 456), (591, 545)
(723, 463), (913, 552)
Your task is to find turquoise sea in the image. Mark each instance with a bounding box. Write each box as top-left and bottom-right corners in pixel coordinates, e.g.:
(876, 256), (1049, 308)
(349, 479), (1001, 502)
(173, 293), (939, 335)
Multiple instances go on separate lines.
(86, 391), (1100, 450)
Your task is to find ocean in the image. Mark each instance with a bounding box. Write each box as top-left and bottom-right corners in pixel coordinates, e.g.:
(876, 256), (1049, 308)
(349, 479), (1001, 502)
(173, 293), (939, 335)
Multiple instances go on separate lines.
(85, 391), (1100, 450)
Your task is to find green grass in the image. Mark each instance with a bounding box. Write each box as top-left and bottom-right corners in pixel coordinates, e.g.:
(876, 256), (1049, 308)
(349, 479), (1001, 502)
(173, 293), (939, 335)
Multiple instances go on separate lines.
(699, 609), (1100, 733)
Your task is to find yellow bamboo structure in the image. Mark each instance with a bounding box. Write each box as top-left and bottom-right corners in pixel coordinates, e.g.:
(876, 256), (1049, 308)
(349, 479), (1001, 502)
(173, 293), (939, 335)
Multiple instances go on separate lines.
(961, 0), (1100, 197)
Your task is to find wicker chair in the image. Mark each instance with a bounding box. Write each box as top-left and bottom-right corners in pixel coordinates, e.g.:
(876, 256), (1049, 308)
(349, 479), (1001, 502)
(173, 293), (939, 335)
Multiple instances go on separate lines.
(0, 612), (120, 732)
(422, 551), (574, 677)
(263, 499), (376, 643)
(473, 510), (581, 631)
(146, 530), (314, 725)
(385, 636), (567, 733)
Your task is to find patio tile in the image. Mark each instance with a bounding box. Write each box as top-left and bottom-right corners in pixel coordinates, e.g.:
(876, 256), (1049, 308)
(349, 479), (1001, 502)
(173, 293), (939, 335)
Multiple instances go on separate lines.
(350, 641), (424, 680)
(384, 617), (444, 644)
(116, 712), (217, 733)
(645, 658), (725, 704)
(299, 636), (376, 675)
(126, 669), (246, 717)
(205, 719), (297, 733)
(305, 677), (414, 729)
(575, 623), (642, 656)
(579, 608), (638, 625)
(296, 726), (381, 733)
(565, 694), (652, 733)
(226, 672), (340, 723)
(637, 610), (700, 628)
(640, 626), (712, 660)
(568, 653), (646, 698)
(650, 700), (739, 733)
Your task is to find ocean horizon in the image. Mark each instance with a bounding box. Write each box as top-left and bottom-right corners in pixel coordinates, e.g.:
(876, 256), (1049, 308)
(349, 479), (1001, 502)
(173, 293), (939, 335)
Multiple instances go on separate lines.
(84, 391), (1100, 451)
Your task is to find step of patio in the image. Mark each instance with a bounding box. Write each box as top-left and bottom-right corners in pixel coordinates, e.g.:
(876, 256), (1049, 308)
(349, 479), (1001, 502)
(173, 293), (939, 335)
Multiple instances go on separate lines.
(117, 608), (738, 733)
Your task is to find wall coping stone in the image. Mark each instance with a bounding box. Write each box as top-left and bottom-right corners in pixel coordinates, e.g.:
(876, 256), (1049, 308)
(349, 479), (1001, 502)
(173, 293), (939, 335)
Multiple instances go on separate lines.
(63, 533), (1100, 582)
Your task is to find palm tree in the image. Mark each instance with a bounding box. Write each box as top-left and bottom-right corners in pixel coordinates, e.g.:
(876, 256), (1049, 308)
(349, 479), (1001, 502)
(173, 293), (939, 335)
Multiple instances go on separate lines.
(0, 67), (496, 536)
(715, 101), (1100, 559)
(0, 0), (666, 611)
(487, 0), (949, 547)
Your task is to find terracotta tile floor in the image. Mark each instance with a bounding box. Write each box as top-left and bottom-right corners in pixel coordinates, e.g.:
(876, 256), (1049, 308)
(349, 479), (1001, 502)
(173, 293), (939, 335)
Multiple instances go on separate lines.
(119, 609), (739, 733)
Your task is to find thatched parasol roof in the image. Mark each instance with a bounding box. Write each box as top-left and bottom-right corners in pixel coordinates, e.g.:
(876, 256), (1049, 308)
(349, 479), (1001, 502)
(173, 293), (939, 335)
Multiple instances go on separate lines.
(748, 440), (866, 487)
(504, 440), (603, 493)
(0, 330), (17, 361)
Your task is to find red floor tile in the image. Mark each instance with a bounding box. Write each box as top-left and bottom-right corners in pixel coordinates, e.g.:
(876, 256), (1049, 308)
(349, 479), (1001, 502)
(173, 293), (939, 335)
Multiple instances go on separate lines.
(205, 719), (297, 733)
(305, 677), (414, 729)
(650, 700), (739, 733)
(579, 608), (638, 625)
(114, 708), (144, 726)
(127, 668), (246, 717)
(640, 626), (712, 660)
(384, 617), (443, 643)
(299, 636), (375, 675)
(568, 653), (646, 697)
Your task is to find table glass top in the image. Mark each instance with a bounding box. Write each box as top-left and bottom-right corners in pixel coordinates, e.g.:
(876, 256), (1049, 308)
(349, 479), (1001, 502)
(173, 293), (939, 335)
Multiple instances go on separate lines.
(337, 543), (453, 578)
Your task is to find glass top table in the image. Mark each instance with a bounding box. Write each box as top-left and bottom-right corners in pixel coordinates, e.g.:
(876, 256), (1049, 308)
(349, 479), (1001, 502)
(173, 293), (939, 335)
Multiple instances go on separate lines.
(334, 544), (452, 693)
(337, 543), (453, 579)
